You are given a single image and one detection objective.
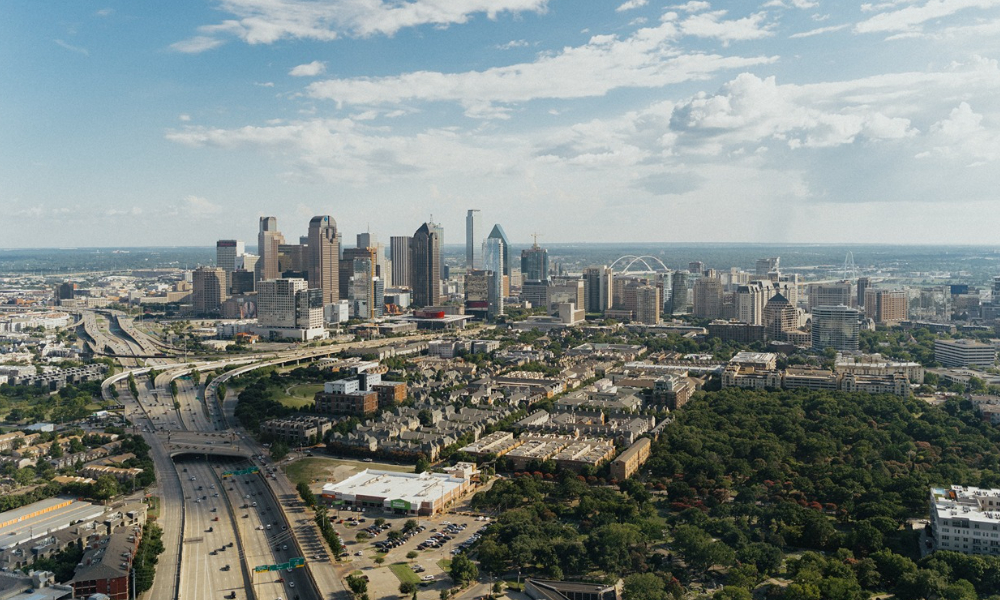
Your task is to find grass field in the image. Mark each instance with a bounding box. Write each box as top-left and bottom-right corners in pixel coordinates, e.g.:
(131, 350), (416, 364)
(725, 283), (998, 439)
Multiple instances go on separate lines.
(389, 563), (421, 585)
(436, 559), (452, 572)
(284, 457), (413, 487)
(274, 383), (324, 409)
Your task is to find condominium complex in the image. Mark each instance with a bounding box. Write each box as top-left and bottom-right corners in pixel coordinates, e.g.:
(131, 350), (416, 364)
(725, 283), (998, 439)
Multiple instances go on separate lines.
(610, 437), (652, 481)
(865, 289), (908, 324)
(930, 486), (1000, 556)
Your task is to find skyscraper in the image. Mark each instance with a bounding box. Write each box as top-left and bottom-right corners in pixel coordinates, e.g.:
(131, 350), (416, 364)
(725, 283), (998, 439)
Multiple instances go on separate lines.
(635, 285), (662, 325)
(307, 215), (340, 304)
(812, 305), (860, 352)
(483, 235), (505, 318)
(350, 256), (375, 319)
(857, 276), (871, 308)
(256, 217), (284, 282)
(763, 293), (796, 339)
(521, 242), (549, 282)
(692, 277), (724, 319)
(864, 289), (908, 324)
(390, 236), (412, 288)
(670, 271), (689, 314)
(583, 266), (613, 313)
(192, 266), (228, 315)
(755, 257), (780, 277)
(216, 240), (244, 273)
(411, 223), (441, 307)
(466, 209), (481, 270)
(486, 225), (511, 277)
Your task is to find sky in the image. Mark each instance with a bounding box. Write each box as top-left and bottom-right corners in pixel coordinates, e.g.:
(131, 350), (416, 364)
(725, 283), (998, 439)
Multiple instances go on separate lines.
(2, 1), (1000, 248)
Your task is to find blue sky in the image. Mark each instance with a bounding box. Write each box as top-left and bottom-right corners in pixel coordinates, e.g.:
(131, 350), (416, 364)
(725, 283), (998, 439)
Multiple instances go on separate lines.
(3, 0), (1000, 248)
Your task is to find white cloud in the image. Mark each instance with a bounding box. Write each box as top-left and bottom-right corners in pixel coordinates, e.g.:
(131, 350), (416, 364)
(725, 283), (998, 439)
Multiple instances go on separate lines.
(856, 0), (1000, 34)
(95, 8), (114, 17)
(179, 114), (192, 122)
(616, 0), (648, 12)
(305, 21), (777, 113)
(763, 0), (819, 8)
(289, 60), (326, 77)
(496, 39), (530, 50)
(170, 36), (225, 53)
(670, 1), (711, 11)
(671, 10), (776, 44)
(54, 39), (89, 56)
(254, 81), (276, 87)
(174, 0), (550, 50)
(183, 195), (224, 217)
(789, 23), (849, 37)
(919, 102), (1000, 164)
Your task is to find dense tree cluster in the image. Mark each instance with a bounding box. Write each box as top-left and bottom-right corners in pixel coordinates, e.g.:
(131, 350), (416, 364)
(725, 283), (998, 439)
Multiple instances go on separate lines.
(470, 388), (1000, 599)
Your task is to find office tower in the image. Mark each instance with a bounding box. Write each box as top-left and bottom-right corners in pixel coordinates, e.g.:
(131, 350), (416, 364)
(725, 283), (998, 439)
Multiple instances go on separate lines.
(763, 293), (796, 339)
(466, 209), (482, 270)
(255, 278), (325, 340)
(521, 280), (550, 310)
(635, 285), (661, 325)
(583, 266), (613, 313)
(307, 215), (340, 304)
(521, 242), (549, 282)
(390, 236), (412, 288)
(192, 266), (228, 315)
(373, 278), (385, 317)
(56, 282), (75, 303)
(464, 270), (491, 320)
(808, 282), (853, 313)
(216, 240), (244, 275)
(238, 254), (258, 275)
(350, 257), (375, 319)
(229, 270), (256, 295)
(857, 277), (871, 308)
(486, 225), (511, 277)
(483, 235), (504, 318)
(755, 257), (780, 277)
(357, 232), (377, 249)
(549, 278), (585, 312)
(812, 305), (860, 352)
(864, 289), (908, 324)
(670, 270), (689, 314)
(278, 243), (306, 277)
(256, 217), (284, 281)
(692, 277), (724, 319)
(688, 261), (705, 274)
(411, 223), (441, 307)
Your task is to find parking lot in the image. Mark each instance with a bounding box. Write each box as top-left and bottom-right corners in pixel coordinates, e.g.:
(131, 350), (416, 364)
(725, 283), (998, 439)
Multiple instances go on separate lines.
(330, 509), (491, 600)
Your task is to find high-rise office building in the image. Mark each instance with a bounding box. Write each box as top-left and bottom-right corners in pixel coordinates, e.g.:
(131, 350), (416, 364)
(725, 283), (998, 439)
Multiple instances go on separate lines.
(670, 270), (689, 314)
(635, 285), (661, 325)
(763, 293), (797, 339)
(357, 232), (377, 249)
(521, 243), (549, 282)
(857, 277), (871, 308)
(692, 277), (724, 319)
(307, 215), (340, 304)
(390, 236), (412, 288)
(549, 278), (585, 312)
(466, 209), (482, 270)
(255, 278), (325, 340)
(278, 243), (306, 277)
(350, 257), (375, 319)
(755, 257), (780, 277)
(411, 223), (441, 307)
(483, 236), (504, 318)
(256, 217), (284, 282)
(808, 282), (853, 313)
(864, 289), (908, 324)
(583, 266), (613, 313)
(216, 240), (245, 276)
(192, 266), (228, 315)
(464, 269), (491, 320)
(486, 225), (511, 277)
(811, 305), (860, 352)
(688, 261), (705, 274)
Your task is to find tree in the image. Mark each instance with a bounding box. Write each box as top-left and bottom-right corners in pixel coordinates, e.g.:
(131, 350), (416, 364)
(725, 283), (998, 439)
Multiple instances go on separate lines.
(672, 524), (735, 572)
(270, 441), (289, 460)
(375, 556), (386, 565)
(450, 554), (479, 586)
(407, 550), (419, 560)
(375, 518), (387, 527)
(297, 481), (316, 507)
(713, 588), (752, 600)
(403, 519), (419, 533)
(623, 573), (667, 600)
(589, 523), (645, 575)
(415, 455), (431, 474)
(347, 574), (368, 596)
(400, 581), (418, 595)
(49, 441), (64, 458)
(93, 474), (120, 500)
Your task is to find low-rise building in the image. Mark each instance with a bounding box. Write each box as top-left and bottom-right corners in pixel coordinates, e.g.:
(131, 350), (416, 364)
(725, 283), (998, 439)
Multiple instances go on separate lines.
(610, 438), (652, 481)
(935, 339), (997, 368)
(260, 416), (335, 445)
(458, 431), (525, 458)
(320, 469), (474, 516)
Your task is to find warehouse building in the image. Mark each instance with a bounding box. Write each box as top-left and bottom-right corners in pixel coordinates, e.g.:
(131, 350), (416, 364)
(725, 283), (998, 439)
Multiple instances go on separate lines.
(320, 467), (475, 516)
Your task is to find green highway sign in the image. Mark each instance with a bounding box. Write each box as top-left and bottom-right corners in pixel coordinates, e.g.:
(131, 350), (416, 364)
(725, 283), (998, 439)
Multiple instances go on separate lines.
(222, 466), (260, 478)
(254, 557), (305, 573)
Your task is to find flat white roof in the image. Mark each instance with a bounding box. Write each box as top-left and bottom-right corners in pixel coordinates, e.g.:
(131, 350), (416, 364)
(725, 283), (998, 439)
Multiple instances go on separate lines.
(321, 469), (466, 506)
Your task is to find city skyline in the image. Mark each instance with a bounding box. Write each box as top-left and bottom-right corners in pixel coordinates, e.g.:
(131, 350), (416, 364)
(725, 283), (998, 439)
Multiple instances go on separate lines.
(4, 1), (1000, 248)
